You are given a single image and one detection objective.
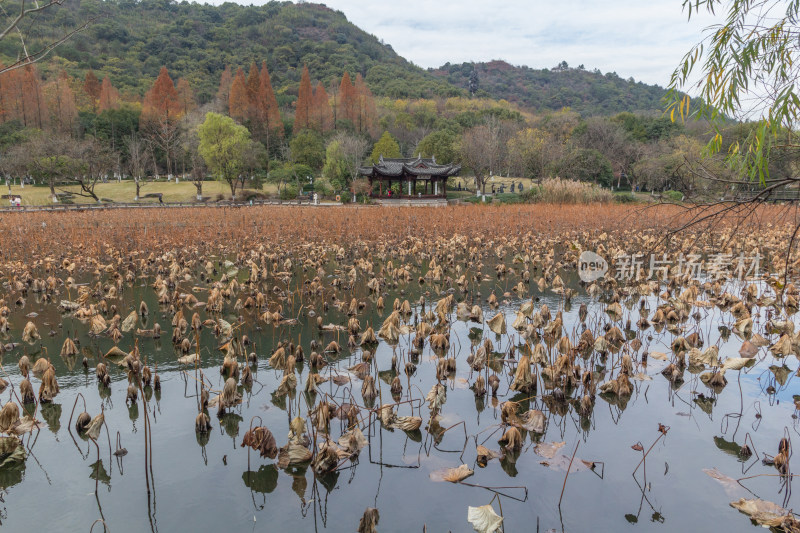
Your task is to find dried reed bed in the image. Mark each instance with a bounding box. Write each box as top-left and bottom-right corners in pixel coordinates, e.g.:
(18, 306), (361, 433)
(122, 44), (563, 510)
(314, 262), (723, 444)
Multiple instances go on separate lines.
(0, 203), (793, 263)
(535, 178), (614, 203)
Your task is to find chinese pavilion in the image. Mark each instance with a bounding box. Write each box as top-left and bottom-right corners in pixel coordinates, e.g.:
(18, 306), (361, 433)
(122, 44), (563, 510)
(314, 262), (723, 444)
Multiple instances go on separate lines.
(358, 155), (460, 198)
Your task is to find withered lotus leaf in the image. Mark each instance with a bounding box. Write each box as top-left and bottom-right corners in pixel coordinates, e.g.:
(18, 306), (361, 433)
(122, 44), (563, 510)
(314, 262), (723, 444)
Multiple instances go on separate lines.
(22, 321), (40, 343)
(499, 427), (522, 451)
(277, 441), (312, 469)
(730, 498), (794, 528)
(276, 373), (297, 396)
(467, 504), (503, 533)
(487, 312), (506, 335)
(534, 441), (565, 459)
(517, 409), (546, 433)
(0, 436), (26, 467)
(32, 358), (50, 375)
(430, 464), (474, 483)
(426, 383), (446, 411)
(338, 426), (368, 454)
(85, 412), (104, 440)
(476, 445), (502, 464)
(0, 403), (20, 433)
(121, 310), (138, 332)
(241, 426), (278, 459)
(357, 508), (380, 533)
(311, 441), (341, 474)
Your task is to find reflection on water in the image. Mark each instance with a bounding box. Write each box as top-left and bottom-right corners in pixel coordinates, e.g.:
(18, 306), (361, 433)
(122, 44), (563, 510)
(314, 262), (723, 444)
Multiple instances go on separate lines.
(0, 258), (796, 533)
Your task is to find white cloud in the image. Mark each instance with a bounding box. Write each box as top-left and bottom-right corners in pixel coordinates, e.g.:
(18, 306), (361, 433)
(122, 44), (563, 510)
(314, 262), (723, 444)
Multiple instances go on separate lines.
(212, 0), (717, 86)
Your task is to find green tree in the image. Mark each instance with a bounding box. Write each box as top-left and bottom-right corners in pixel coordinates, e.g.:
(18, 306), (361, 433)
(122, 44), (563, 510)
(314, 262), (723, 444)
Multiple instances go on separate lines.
(556, 148), (613, 187)
(197, 112), (251, 199)
(322, 140), (350, 190)
(416, 130), (459, 164)
(370, 131), (401, 163)
(289, 130), (325, 170)
(9, 133), (87, 202)
(268, 161), (313, 198)
(507, 128), (550, 180)
(93, 105), (141, 158)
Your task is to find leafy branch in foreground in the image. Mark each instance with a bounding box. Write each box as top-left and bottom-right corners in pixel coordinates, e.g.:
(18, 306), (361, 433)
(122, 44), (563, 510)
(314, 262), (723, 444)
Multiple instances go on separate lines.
(0, 0), (98, 75)
(666, 0), (800, 184)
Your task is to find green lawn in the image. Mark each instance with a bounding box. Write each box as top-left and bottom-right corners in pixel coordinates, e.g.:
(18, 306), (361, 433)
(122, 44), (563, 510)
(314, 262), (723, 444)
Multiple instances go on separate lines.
(448, 176), (536, 193)
(3, 180), (279, 206)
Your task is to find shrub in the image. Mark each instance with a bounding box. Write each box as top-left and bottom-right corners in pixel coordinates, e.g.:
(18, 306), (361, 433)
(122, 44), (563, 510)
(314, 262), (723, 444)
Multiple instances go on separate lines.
(313, 177), (334, 198)
(663, 190), (684, 202)
(494, 192), (524, 204)
(534, 177), (612, 203)
(280, 183), (298, 200)
(614, 192), (637, 203)
(241, 190), (269, 201)
(352, 178), (372, 196)
(520, 187), (540, 202)
(463, 195), (492, 204)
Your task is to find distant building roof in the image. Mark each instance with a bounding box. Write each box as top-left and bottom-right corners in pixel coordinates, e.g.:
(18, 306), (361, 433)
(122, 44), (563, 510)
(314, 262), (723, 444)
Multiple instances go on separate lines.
(359, 155), (461, 179)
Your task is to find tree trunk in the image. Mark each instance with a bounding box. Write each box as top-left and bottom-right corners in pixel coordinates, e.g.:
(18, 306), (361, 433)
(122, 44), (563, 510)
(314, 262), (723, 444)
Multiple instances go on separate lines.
(49, 180), (56, 203)
(135, 179), (141, 200)
(81, 181), (100, 202)
(227, 178), (237, 200)
(194, 180), (203, 201)
(165, 148), (172, 181)
(477, 175), (487, 194)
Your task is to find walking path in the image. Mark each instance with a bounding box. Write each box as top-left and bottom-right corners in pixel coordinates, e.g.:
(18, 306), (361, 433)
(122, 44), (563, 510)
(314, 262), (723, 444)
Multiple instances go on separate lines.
(0, 199), (353, 213)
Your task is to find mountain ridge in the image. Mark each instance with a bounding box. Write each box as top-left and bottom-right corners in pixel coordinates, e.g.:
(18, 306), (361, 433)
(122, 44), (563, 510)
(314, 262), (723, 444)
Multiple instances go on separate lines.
(17, 0), (670, 116)
(430, 59), (669, 115)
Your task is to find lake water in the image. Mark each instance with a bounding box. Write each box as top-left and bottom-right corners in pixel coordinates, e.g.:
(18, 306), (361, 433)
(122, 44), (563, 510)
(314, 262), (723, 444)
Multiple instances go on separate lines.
(0, 257), (796, 533)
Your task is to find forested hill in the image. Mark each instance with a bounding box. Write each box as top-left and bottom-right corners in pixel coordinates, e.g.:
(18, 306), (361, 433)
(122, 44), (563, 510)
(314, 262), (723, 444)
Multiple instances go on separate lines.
(18, 0), (458, 103)
(430, 60), (670, 115)
(17, 0), (672, 115)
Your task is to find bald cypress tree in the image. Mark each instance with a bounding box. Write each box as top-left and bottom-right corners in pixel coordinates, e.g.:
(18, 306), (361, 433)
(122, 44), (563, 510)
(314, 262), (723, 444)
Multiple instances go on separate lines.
(216, 65), (232, 110)
(339, 71), (357, 127)
(260, 61), (282, 138)
(293, 64), (312, 133)
(140, 66), (182, 177)
(98, 76), (120, 112)
(311, 82), (333, 133)
(83, 70), (101, 112)
(228, 67), (248, 123)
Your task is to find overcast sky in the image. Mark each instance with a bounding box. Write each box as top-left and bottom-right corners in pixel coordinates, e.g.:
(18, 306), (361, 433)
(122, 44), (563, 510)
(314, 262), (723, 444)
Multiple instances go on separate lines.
(230, 0), (717, 87)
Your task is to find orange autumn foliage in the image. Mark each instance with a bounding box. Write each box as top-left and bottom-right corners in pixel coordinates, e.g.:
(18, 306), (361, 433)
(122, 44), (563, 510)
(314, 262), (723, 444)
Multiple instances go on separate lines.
(216, 65), (232, 108)
(44, 71), (78, 133)
(353, 74), (377, 137)
(99, 76), (120, 112)
(83, 70), (101, 112)
(228, 67), (248, 123)
(141, 66), (182, 124)
(0, 65), (49, 128)
(310, 82), (333, 133)
(339, 71), (357, 127)
(176, 78), (196, 115)
(293, 64), (312, 133)
(259, 61), (282, 138)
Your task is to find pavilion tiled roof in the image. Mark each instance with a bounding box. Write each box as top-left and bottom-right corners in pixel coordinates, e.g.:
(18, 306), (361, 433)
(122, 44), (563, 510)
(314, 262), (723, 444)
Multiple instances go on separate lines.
(358, 155), (461, 179)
